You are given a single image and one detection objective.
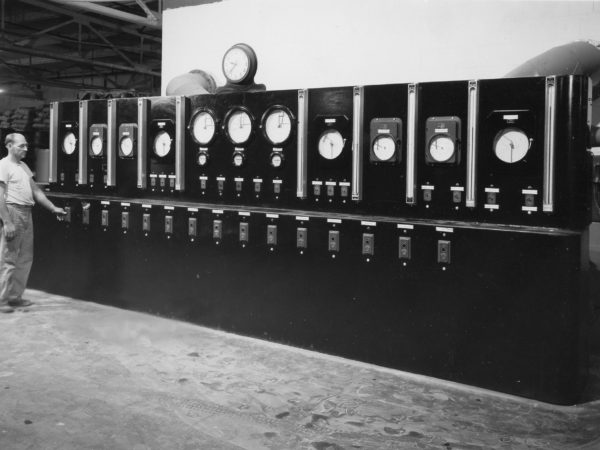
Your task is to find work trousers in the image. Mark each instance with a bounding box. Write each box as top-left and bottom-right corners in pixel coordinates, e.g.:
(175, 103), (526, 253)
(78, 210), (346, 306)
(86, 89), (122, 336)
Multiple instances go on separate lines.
(0, 204), (34, 304)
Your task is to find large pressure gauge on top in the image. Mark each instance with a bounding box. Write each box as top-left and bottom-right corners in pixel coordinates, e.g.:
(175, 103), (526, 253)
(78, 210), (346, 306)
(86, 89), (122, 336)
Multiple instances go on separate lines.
(425, 116), (461, 164)
(190, 109), (217, 145)
(493, 128), (531, 164)
(153, 130), (172, 157)
(224, 107), (253, 145)
(318, 129), (345, 160)
(222, 43), (258, 85)
(62, 131), (77, 155)
(370, 118), (402, 163)
(262, 106), (293, 145)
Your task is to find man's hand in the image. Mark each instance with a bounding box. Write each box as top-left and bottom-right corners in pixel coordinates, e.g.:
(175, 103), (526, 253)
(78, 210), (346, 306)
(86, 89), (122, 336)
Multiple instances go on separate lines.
(3, 221), (15, 240)
(52, 206), (67, 221)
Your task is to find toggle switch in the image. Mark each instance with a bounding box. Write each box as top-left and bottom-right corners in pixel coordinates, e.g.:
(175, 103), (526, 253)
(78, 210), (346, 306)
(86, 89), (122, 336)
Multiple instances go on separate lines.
(524, 193), (535, 207)
(200, 179), (207, 190)
(486, 192), (497, 205)
(340, 185), (349, 198)
(313, 184), (321, 197)
(326, 184), (335, 197)
(101, 210), (109, 227)
(164, 215), (173, 234)
(437, 240), (451, 264)
(159, 177), (166, 188)
(188, 217), (197, 238)
(239, 222), (249, 243)
(296, 227), (308, 249)
(328, 230), (340, 252)
(423, 190), (432, 202)
(150, 177), (156, 187)
(121, 211), (129, 229)
(142, 213), (151, 232)
(89, 173), (95, 184)
(399, 236), (411, 260)
(362, 233), (374, 256)
(235, 180), (243, 192)
(273, 182), (281, 195)
(82, 208), (90, 225)
(60, 172), (65, 182)
(217, 179), (225, 192)
(452, 191), (462, 203)
(169, 178), (175, 189)
(254, 181), (261, 193)
(213, 219), (222, 240)
(64, 206), (72, 223)
(267, 225), (277, 246)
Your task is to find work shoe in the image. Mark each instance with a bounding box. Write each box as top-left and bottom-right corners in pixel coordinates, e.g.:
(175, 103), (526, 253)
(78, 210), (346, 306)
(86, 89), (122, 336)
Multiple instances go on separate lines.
(8, 299), (33, 308)
(0, 305), (14, 313)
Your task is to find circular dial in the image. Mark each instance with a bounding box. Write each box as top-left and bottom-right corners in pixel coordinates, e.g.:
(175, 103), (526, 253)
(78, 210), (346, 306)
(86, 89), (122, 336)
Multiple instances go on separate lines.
(191, 111), (216, 145)
(120, 136), (134, 157)
(223, 46), (250, 83)
(372, 135), (396, 161)
(153, 130), (172, 157)
(318, 129), (345, 160)
(62, 132), (77, 155)
(197, 152), (208, 166)
(264, 108), (292, 144)
(226, 109), (253, 144)
(494, 128), (530, 163)
(90, 136), (103, 156)
(233, 152), (245, 167)
(271, 153), (283, 168)
(429, 135), (455, 162)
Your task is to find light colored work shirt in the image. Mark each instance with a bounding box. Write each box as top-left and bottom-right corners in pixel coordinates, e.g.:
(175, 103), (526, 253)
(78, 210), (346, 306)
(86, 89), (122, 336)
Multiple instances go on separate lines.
(0, 157), (35, 206)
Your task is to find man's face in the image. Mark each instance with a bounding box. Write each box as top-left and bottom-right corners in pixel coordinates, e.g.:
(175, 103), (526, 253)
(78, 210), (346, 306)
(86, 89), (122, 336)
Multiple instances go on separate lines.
(8, 135), (28, 160)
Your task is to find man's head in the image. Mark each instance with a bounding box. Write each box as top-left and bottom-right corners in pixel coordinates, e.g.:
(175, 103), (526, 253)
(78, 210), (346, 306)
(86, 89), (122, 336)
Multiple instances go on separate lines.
(5, 133), (28, 161)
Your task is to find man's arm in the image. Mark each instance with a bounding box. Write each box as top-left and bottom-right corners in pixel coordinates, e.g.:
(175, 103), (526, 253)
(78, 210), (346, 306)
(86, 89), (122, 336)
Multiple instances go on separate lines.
(29, 178), (66, 219)
(0, 182), (16, 240)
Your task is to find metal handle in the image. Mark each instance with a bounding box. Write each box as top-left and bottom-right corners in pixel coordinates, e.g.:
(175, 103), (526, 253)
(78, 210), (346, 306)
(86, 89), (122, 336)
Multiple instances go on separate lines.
(137, 98), (148, 189)
(175, 96), (186, 192)
(466, 80), (479, 208)
(543, 76), (557, 213)
(351, 86), (364, 201)
(406, 83), (418, 205)
(297, 89), (308, 199)
(49, 102), (59, 183)
(106, 99), (117, 187)
(78, 100), (88, 185)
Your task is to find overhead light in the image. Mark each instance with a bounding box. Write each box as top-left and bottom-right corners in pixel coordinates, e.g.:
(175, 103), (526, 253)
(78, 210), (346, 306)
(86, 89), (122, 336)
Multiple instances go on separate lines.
(0, 89), (5, 94)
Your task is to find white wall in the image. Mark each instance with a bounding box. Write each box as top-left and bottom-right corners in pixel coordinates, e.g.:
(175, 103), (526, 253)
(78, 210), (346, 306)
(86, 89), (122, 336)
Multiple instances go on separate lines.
(162, 0), (600, 92)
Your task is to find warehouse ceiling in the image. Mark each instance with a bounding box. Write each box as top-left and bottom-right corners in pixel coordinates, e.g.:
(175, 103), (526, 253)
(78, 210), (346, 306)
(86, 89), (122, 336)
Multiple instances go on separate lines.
(0, 0), (162, 99)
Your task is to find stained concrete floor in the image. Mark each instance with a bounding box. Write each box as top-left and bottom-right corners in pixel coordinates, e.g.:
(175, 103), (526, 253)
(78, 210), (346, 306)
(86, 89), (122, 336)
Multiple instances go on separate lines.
(0, 290), (599, 450)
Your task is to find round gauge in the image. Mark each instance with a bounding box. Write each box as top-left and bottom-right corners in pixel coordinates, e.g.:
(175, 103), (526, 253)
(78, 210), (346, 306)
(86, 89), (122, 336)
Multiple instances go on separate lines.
(318, 129), (345, 160)
(191, 110), (216, 145)
(429, 135), (455, 162)
(264, 108), (292, 144)
(494, 128), (530, 164)
(120, 136), (134, 157)
(197, 152), (208, 166)
(90, 136), (103, 156)
(226, 109), (253, 144)
(372, 135), (396, 161)
(153, 130), (172, 157)
(62, 132), (77, 155)
(271, 152), (283, 168)
(222, 43), (257, 84)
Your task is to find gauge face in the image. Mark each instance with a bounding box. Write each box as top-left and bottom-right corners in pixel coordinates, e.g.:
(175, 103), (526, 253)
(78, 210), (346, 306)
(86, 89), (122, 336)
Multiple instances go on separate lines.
(233, 152), (245, 167)
(226, 109), (253, 144)
(264, 109), (292, 144)
(223, 47), (250, 83)
(494, 128), (530, 163)
(318, 129), (345, 160)
(191, 111), (216, 145)
(372, 135), (396, 161)
(429, 135), (455, 162)
(271, 153), (283, 168)
(120, 136), (134, 157)
(197, 152), (208, 166)
(62, 132), (77, 155)
(90, 136), (103, 156)
(153, 130), (172, 157)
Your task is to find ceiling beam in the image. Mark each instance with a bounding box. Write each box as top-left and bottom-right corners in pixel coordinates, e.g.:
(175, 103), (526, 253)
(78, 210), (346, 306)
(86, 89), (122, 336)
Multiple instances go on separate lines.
(0, 42), (161, 77)
(49, 0), (161, 29)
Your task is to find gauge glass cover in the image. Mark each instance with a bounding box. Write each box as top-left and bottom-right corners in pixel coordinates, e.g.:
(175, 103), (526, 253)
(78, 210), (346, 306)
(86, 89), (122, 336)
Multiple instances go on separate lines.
(153, 130), (172, 157)
(90, 136), (103, 156)
(372, 135), (396, 161)
(318, 129), (344, 160)
(120, 136), (134, 157)
(429, 135), (455, 162)
(223, 47), (250, 83)
(192, 111), (216, 145)
(227, 110), (253, 144)
(264, 109), (292, 144)
(62, 132), (77, 155)
(494, 128), (530, 163)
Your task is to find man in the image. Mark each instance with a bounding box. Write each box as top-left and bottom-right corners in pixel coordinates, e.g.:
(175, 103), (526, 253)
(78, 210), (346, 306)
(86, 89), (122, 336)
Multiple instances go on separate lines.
(0, 133), (66, 313)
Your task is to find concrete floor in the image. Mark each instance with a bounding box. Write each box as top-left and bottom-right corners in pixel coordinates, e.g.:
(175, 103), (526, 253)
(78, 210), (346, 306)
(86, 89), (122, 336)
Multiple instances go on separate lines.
(1, 290), (599, 450)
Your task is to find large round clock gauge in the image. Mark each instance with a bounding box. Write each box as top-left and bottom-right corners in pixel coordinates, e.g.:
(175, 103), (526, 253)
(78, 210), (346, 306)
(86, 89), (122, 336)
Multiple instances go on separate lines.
(372, 135), (396, 161)
(62, 132), (77, 155)
(120, 136), (134, 157)
(263, 107), (293, 145)
(494, 128), (530, 164)
(428, 135), (455, 163)
(222, 43), (258, 85)
(318, 129), (345, 160)
(90, 136), (104, 156)
(153, 130), (172, 157)
(225, 108), (253, 145)
(190, 110), (216, 145)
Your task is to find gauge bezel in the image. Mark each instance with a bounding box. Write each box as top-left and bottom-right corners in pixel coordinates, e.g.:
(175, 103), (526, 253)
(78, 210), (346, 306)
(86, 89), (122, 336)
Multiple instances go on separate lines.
(221, 43), (258, 85)
(317, 128), (345, 161)
(493, 127), (531, 164)
(427, 134), (456, 163)
(261, 105), (295, 145)
(223, 106), (255, 145)
(189, 107), (218, 146)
